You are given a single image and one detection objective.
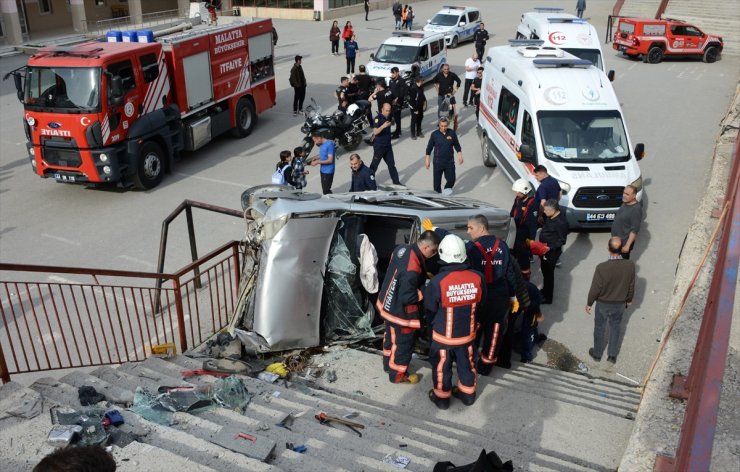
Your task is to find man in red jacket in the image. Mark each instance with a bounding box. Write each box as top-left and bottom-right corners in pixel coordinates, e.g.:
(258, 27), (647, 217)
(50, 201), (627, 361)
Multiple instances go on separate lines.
(376, 230), (440, 383)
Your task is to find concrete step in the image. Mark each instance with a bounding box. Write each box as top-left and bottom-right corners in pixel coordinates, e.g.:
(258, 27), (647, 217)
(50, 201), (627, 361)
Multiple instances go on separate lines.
(111, 442), (218, 472)
(664, 0), (740, 19)
(618, 0), (662, 19)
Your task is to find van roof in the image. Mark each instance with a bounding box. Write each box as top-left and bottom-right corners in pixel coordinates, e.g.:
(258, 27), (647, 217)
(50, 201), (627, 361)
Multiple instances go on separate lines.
(487, 45), (619, 112)
(518, 11), (599, 48)
(383, 31), (445, 46)
(437, 5), (478, 14)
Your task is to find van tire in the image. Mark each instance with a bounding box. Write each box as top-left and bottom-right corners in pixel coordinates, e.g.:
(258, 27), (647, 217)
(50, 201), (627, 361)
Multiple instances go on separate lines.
(133, 141), (164, 190)
(231, 98), (257, 138)
(645, 46), (663, 64)
(702, 45), (719, 63)
(451, 35), (459, 48)
(481, 135), (497, 168)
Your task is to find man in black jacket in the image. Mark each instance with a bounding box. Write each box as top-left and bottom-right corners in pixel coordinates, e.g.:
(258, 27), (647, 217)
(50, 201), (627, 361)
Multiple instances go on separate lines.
(289, 55), (307, 116)
(348, 154), (377, 191)
(474, 23), (490, 59)
(538, 199), (569, 304)
(408, 76), (426, 140)
(433, 64), (461, 114)
(388, 67), (406, 138)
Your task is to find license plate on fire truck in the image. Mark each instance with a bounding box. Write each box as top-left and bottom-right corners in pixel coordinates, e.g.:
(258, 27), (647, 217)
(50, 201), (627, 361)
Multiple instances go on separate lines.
(54, 173), (76, 183)
(586, 212), (615, 222)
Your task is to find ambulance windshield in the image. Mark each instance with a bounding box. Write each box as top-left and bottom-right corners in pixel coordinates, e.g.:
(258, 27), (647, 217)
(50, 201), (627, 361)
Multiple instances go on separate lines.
(561, 48), (603, 71)
(538, 110), (630, 163)
(25, 67), (101, 112)
(373, 44), (418, 64)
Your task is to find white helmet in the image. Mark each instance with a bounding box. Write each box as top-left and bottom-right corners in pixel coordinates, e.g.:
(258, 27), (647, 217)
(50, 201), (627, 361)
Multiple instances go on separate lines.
(347, 103), (359, 115)
(438, 234), (467, 264)
(512, 178), (533, 195)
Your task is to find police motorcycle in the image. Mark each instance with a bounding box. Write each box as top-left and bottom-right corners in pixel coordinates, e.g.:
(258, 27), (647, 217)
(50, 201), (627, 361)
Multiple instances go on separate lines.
(300, 98), (372, 156)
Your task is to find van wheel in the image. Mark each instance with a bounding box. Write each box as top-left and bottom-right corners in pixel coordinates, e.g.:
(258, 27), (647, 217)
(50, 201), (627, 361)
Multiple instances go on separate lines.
(231, 98), (257, 138)
(646, 46), (663, 64)
(450, 35), (459, 48)
(133, 141), (164, 190)
(702, 46), (719, 63)
(481, 135), (497, 168)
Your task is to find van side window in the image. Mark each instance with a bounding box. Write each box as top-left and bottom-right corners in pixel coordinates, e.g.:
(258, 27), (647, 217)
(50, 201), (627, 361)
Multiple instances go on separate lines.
(438, 39), (445, 51)
(529, 32), (540, 40)
(521, 111), (536, 156)
(497, 87), (519, 134)
(468, 11), (479, 23)
(140, 53), (159, 83)
(418, 45), (429, 61)
(108, 60), (136, 92)
(430, 40), (440, 57)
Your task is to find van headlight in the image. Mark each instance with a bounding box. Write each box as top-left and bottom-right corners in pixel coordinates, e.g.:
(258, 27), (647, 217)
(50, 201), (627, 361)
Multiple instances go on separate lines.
(630, 175), (643, 192)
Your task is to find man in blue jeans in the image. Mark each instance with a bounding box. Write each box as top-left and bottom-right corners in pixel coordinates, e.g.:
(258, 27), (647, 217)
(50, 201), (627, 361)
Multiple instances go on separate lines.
(309, 132), (335, 194)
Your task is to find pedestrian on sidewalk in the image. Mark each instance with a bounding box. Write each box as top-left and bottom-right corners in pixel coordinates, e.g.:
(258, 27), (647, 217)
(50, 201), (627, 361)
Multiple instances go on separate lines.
(289, 55), (307, 116)
(377, 231), (441, 384)
(462, 52), (480, 107)
(341, 21), (354, 52)
(392, 1), (403, 30)
(610, 185), (643, 259)
(345, 34), (359, 75)
(364, 0), (370, 21)
(291, 146), (308, 190)
(424, 117), (462, 194)
(329, 21), (341, 56)
(585, 236), (636, 364)
(308, 132), (335, 194)
(425, 234), (486, 409)
(576, 0), (586, 18)
(408, 76), (426, 140)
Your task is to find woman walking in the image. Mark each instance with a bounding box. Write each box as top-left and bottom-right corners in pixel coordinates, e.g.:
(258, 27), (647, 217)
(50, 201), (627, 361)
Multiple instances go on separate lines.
(342, 21), (354, 52)
(345, 34), (359, 75)
(329, 21), (340, 56)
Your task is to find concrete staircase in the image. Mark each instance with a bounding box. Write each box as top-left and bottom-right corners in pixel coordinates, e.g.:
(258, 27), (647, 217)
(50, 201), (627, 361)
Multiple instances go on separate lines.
(0, 349), (641, 471)
(618, 0), (740, 56)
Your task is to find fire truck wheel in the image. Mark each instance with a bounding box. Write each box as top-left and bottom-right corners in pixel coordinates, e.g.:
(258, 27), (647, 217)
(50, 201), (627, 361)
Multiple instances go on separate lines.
(133, 141), (164, 190)
(645, 46), (663, 64)
(231, 99), (257, 138)
(702, 46), (719, 63)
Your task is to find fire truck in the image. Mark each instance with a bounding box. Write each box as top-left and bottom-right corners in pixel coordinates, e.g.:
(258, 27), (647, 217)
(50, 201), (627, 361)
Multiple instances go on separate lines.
(5, 19), (276, 189)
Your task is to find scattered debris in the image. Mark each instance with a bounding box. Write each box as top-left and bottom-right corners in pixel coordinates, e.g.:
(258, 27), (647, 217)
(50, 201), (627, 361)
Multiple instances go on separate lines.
(326, 370), (338, 383)
(577, 362), (589, 374)
(315, 411), (365, 436)
(209, 426), (276, 461)
(383, 453), (411, 469)
(4, 391), (43, 419)
(181, 369), (231, 379)
(78, 385), (106, 406)
(104, 410), (124, 427)
(150, 343), (177, 358)
(47, 424), (83, 446)
(276, 412), (296, 431)
(257, 372), (280, 383)
(202, 358), (252, 375)
(265, 362), (289, 378)
(212, 376), (252, 414)
(286, 443), (307, 453)
(271, 391), (281, 398)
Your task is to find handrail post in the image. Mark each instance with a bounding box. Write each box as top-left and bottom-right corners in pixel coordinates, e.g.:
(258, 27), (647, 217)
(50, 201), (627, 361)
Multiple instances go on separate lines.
(172, 279), (188, 353)
(232, 241), (241, 296)
(186, 205), (202, 289)
(0, 343), (10, 384)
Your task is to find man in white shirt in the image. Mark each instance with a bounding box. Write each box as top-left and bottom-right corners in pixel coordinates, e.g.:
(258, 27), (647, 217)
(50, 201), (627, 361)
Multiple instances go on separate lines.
(462, 52), (480, 107)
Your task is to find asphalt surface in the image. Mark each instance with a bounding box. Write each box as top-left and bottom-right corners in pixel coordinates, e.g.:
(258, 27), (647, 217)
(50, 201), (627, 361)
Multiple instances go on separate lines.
(1, 0), (739, 388)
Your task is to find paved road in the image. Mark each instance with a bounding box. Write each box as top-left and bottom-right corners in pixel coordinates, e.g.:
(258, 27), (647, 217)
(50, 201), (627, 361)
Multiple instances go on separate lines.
(1, 0), (738, 383)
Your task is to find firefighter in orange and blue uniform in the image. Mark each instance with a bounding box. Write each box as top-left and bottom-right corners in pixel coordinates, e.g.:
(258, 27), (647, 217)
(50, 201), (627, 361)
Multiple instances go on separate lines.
(510, 179), (539, 280)
(376, 230), (441, 384)
(425, 234), (486, 409)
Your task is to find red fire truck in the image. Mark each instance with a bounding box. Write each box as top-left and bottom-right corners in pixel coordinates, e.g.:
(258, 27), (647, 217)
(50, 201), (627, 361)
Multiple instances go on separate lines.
(5, 19), (276, 189)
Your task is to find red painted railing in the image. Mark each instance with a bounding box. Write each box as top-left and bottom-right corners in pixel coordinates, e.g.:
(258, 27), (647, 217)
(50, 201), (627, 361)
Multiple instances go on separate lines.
(0, 241), (241, 383)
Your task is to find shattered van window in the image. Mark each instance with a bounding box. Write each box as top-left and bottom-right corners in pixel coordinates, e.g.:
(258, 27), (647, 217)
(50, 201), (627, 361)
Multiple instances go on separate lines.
(324, 234), (374, 342)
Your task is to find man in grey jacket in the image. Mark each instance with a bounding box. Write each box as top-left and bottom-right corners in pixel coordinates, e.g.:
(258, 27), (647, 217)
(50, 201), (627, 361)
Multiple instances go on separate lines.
(585, 237), (636, 363)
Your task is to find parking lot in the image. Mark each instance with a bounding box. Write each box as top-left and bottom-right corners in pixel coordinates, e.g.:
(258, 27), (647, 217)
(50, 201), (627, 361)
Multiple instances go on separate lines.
(1, 0), (739, 383)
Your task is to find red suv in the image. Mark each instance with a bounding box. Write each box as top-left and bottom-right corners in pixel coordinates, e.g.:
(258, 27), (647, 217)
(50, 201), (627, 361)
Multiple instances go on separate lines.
(613, 18), (723, 63)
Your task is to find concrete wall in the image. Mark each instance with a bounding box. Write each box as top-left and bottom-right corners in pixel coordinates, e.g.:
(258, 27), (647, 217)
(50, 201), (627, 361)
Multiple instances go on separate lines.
(141, 0), (178, 15)
(235, 0), (421, 21)
(24, 0), (73, 35)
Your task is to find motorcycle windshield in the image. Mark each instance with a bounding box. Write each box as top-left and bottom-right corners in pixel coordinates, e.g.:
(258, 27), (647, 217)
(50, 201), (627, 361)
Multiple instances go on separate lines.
(24, 66), (102, 114)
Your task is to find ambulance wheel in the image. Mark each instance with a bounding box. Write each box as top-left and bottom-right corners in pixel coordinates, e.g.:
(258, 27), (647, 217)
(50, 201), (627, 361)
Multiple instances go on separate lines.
(645, 46), (663, 64)
(481, 135), (497, 168)
(231, 99), (257, 138)
(133, 141), (164, 190)
(702, 46), (719, 63)
(450, 35), (459, 48)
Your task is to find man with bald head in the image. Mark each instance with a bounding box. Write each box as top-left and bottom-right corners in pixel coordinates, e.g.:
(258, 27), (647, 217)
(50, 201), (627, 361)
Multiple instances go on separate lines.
(585, 237), (636, 364)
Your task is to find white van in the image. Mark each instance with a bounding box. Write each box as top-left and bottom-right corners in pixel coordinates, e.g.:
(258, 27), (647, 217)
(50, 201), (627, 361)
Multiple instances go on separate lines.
(366, 31), (446, 85)
(476, 42), (645, 229)
(516, 8), (608, 72)
(423, 5), (481, 48)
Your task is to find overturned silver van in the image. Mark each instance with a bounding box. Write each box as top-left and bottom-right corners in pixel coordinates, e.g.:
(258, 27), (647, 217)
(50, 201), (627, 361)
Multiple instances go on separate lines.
(228, 186), (514, 353)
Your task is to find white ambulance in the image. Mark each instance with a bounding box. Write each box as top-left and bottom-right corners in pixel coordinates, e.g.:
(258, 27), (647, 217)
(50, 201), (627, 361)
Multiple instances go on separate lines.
(516, 7), (609, 73)
(476, 42), (645, 229)
(366, 31), (446, 85)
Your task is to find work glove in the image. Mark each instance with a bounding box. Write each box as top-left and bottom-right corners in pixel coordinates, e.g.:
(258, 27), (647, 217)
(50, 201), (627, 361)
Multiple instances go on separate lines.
(510, 297), (519, 313)
(528, 240), (550, 256)
(421, 218), (435, 232)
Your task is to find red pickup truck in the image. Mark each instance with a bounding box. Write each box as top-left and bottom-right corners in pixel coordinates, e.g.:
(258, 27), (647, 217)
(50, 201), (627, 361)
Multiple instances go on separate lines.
(613, 18), (723, 64)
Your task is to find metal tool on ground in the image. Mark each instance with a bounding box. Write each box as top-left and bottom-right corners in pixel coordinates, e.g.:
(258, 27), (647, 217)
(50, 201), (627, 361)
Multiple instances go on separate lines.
(315, 411), (365, 436)
(180, 369), (231, 378)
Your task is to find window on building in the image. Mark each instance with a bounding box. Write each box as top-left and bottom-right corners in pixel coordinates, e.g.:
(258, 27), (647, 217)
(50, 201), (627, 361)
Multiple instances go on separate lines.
(497, 87), (519, 134)
(39, 0), (53, 14)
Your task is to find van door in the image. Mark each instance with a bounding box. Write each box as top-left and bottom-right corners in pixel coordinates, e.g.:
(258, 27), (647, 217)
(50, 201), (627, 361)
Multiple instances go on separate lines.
(429, 38), (446, 76)
(418, 43), (433, 81)
(465, 10), (480, 40)
(520, 110), (538, 167)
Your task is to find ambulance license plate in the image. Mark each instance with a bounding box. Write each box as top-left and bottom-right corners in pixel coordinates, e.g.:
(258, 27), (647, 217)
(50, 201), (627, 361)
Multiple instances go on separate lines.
(586, 212), (615, 222)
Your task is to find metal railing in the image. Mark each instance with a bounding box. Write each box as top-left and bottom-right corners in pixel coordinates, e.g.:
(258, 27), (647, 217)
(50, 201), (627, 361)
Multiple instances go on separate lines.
(0, 240), (241, 383)
(84, 8), (189, 36)
(654, 129), (740, 470)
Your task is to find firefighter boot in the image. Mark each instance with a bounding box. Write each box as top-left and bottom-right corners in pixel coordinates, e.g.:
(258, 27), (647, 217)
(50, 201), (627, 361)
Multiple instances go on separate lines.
(428, 390), (450, 410)
(452, 386), (476, 406)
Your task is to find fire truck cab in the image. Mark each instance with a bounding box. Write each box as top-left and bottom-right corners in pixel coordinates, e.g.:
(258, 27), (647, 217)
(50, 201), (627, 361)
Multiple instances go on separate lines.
(8, 19), (276, 189)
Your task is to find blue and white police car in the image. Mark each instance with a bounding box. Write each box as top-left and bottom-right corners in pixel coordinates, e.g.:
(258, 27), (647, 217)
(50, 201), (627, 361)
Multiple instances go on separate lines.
(366, 31), (446, 85)
(423, 5), (481, 48)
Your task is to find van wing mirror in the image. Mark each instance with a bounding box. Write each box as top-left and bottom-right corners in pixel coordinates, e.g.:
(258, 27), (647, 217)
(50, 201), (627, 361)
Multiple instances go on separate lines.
(608, 70), (615, 82)
(370, 53), (375, 60)
(459, 21), (466, 26)
(519, 144), (535, 163)
(634, 143), (645, 161)
(427, 19), (431, 24)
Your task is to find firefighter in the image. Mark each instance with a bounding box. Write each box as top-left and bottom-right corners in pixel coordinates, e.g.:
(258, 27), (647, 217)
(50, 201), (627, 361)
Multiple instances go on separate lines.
(423, 215), (518, 376)
(424, 234), (486, 409)
(510, 179), (538, 280)
(376, 230), (441, 384)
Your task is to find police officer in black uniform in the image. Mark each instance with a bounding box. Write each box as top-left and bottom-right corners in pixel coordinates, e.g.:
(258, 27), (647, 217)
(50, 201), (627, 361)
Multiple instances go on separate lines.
(335, 76), (349, 107)
(424, 117), (462, 194)
(474, 23), (490, 60)
(370, 103), (402, 185)
(349, 154), (377, 192)
(388, 67), (406, 139)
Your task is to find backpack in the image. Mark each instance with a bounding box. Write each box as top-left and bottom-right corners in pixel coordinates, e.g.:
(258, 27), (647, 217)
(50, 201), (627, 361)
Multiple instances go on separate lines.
(271, 163), (288, 185)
